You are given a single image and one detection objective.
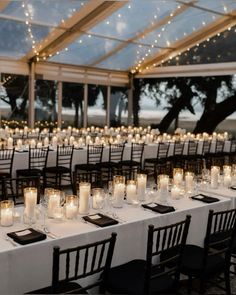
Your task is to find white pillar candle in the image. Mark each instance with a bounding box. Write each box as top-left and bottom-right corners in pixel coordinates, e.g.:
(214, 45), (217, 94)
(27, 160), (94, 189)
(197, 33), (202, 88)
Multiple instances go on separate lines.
(79, 183), (90, 214)
(86, 135), (91, 146)
(78, 138), (83, 147)
(7, 137), (13, 149)
(95, 136), (100, 145)
(211, 166), (220, 189)
(47, 192), (61, 218)
(92, 188), (104, 209)
(44, 136), (49, 147)
(37, 141), (42, 148)
(65, 203), (77, 219)
(116, 134), (121, 143)
(17, 139), (22, 150)
(135, 134), (140, 142)
(171, 185), (181, 199)
(24, 188), (37, 219)
(128, 134), (132, 144)
(1, 208), (13, 226)
(30, 139), (36, 148)
(24, 126), (28, 135)
(126, 181), (137, 204)
(173, 168), (183, 186)
(69, 136), (75, 146)
(137, 174), (147, 201)
(224, 175), (232, 187)
(185, 172), (194, 193)
(52, 136), (57, 148)
(158, 175), (169, 202)
(113, 183), (125, 207)
(1, 200), (14, 227)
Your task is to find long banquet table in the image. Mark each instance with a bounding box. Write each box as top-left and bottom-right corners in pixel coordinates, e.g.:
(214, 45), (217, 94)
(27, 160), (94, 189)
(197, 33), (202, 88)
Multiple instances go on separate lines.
(11, 140), (231, 177)
(0, 194), (231, 294)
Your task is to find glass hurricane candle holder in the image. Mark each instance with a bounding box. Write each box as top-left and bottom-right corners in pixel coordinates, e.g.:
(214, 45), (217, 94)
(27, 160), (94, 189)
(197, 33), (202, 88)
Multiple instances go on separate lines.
(92, 188), (105, 210)
(78, 182), (91, 214)
(210, 166), (220, 189)
(24, 187), (37, 225)
(137, 174), (147, 202)
(157, 174), (169, 202)
(185, 172), (195, 194)
(171, 185), (181, 200)
(173, 168), (183, 186)
(113, 175), (125, 208)
(126, 180), (137, 204)
(65, 195), (78, 219)
(223, 165), (232, 187)
(1, 200), (14, 227)
(47, 189), (61, 218)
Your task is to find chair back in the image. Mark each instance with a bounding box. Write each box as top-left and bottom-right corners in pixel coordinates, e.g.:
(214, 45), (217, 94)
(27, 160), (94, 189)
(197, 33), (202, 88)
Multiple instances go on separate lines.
(73, 170), (102, 194)
(215, 140), (225, 154)
(157, 142), (170, 159)
(0, 148), (15, 176)
(130, 143), (145, 163)
(230, 139), (236, 153)
(202, 140), (211, 155)
(173, 141), (185, 156)
(52, 232), (117, 293)
(28, 147), (49, 170)
(109, 143), (125, 163)
(56, 145), (74, 168)
(1, 175), (41, 204)
(144, 215), (191, 294)
(203, 209), (236, 272)
(187, 140), (198, 156)
(87, 145), (104, 165)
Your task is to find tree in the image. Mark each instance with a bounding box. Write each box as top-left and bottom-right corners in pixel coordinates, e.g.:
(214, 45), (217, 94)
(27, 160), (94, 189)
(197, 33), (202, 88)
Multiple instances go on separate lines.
(193, 76), (236, 133)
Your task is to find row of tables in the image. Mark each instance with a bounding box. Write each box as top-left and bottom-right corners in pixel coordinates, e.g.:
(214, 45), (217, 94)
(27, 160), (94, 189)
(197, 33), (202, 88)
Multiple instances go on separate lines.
(11, 140), (231, 177)
(0, 183), (235, 293)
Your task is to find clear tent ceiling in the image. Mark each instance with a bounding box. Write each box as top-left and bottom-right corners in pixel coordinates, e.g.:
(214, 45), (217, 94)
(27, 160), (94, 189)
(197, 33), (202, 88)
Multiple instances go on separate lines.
(0, 0), (236, 73)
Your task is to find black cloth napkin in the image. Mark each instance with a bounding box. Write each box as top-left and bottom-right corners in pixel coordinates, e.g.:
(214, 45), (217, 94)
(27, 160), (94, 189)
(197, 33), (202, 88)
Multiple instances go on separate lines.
(83, 213), (119, 227)
(142, 203), (175, 214)
(191, 194), (219, 203)
(7, 228), (47, 245)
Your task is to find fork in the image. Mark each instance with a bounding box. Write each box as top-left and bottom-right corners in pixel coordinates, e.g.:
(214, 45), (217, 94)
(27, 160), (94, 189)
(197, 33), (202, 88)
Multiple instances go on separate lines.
(42, 226), (60, 239)
(4, 234), (18, 247)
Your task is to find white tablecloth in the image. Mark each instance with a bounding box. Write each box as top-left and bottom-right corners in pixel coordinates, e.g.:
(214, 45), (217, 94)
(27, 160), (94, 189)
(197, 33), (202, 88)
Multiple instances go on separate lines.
(0, 195), (230, 294)
(201, 185), (236, 208)
(11, 140), (231, 177)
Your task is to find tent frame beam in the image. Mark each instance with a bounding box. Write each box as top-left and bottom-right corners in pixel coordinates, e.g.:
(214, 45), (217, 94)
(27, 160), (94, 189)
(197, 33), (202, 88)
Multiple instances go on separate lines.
(138, 10), (236, 72)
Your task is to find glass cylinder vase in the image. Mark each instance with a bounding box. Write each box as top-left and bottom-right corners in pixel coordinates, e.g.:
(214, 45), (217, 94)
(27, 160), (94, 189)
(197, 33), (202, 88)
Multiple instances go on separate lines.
(113, 175), (125, 208)
(78, 182), (91, 214)
(24, 187), (37, 224)
(1, 200), (14, 227)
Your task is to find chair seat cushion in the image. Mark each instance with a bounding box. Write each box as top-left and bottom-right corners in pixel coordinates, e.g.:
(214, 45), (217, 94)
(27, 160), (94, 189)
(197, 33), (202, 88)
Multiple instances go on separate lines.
(181, 244), (225, 277)
(17, 168), (42, 177)
(145, 158), (158, 164)
(119, 160), (141, 167)
(0, 172), (11, 179)
(75, 163), (100, 171)
(98, 162), (120, 168)
(105, 259), (175, 295)
(44, 166), (70, 174)
(27, 282), (85, 294)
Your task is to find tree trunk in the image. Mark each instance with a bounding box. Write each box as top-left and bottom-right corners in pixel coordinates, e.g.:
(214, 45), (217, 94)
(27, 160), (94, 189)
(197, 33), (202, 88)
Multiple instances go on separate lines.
(133, 79), (140, 126)
(194, 94), (236, 133)
(157, 79), (194, 133)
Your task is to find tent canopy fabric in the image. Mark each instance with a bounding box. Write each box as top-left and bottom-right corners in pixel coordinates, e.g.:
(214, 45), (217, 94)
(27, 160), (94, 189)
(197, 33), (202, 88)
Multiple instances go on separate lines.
(0, 0), (236, 75)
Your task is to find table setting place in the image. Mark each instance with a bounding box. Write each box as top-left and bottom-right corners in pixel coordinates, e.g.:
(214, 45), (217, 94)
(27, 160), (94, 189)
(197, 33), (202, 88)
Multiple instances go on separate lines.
(0, 165), (232, 248)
